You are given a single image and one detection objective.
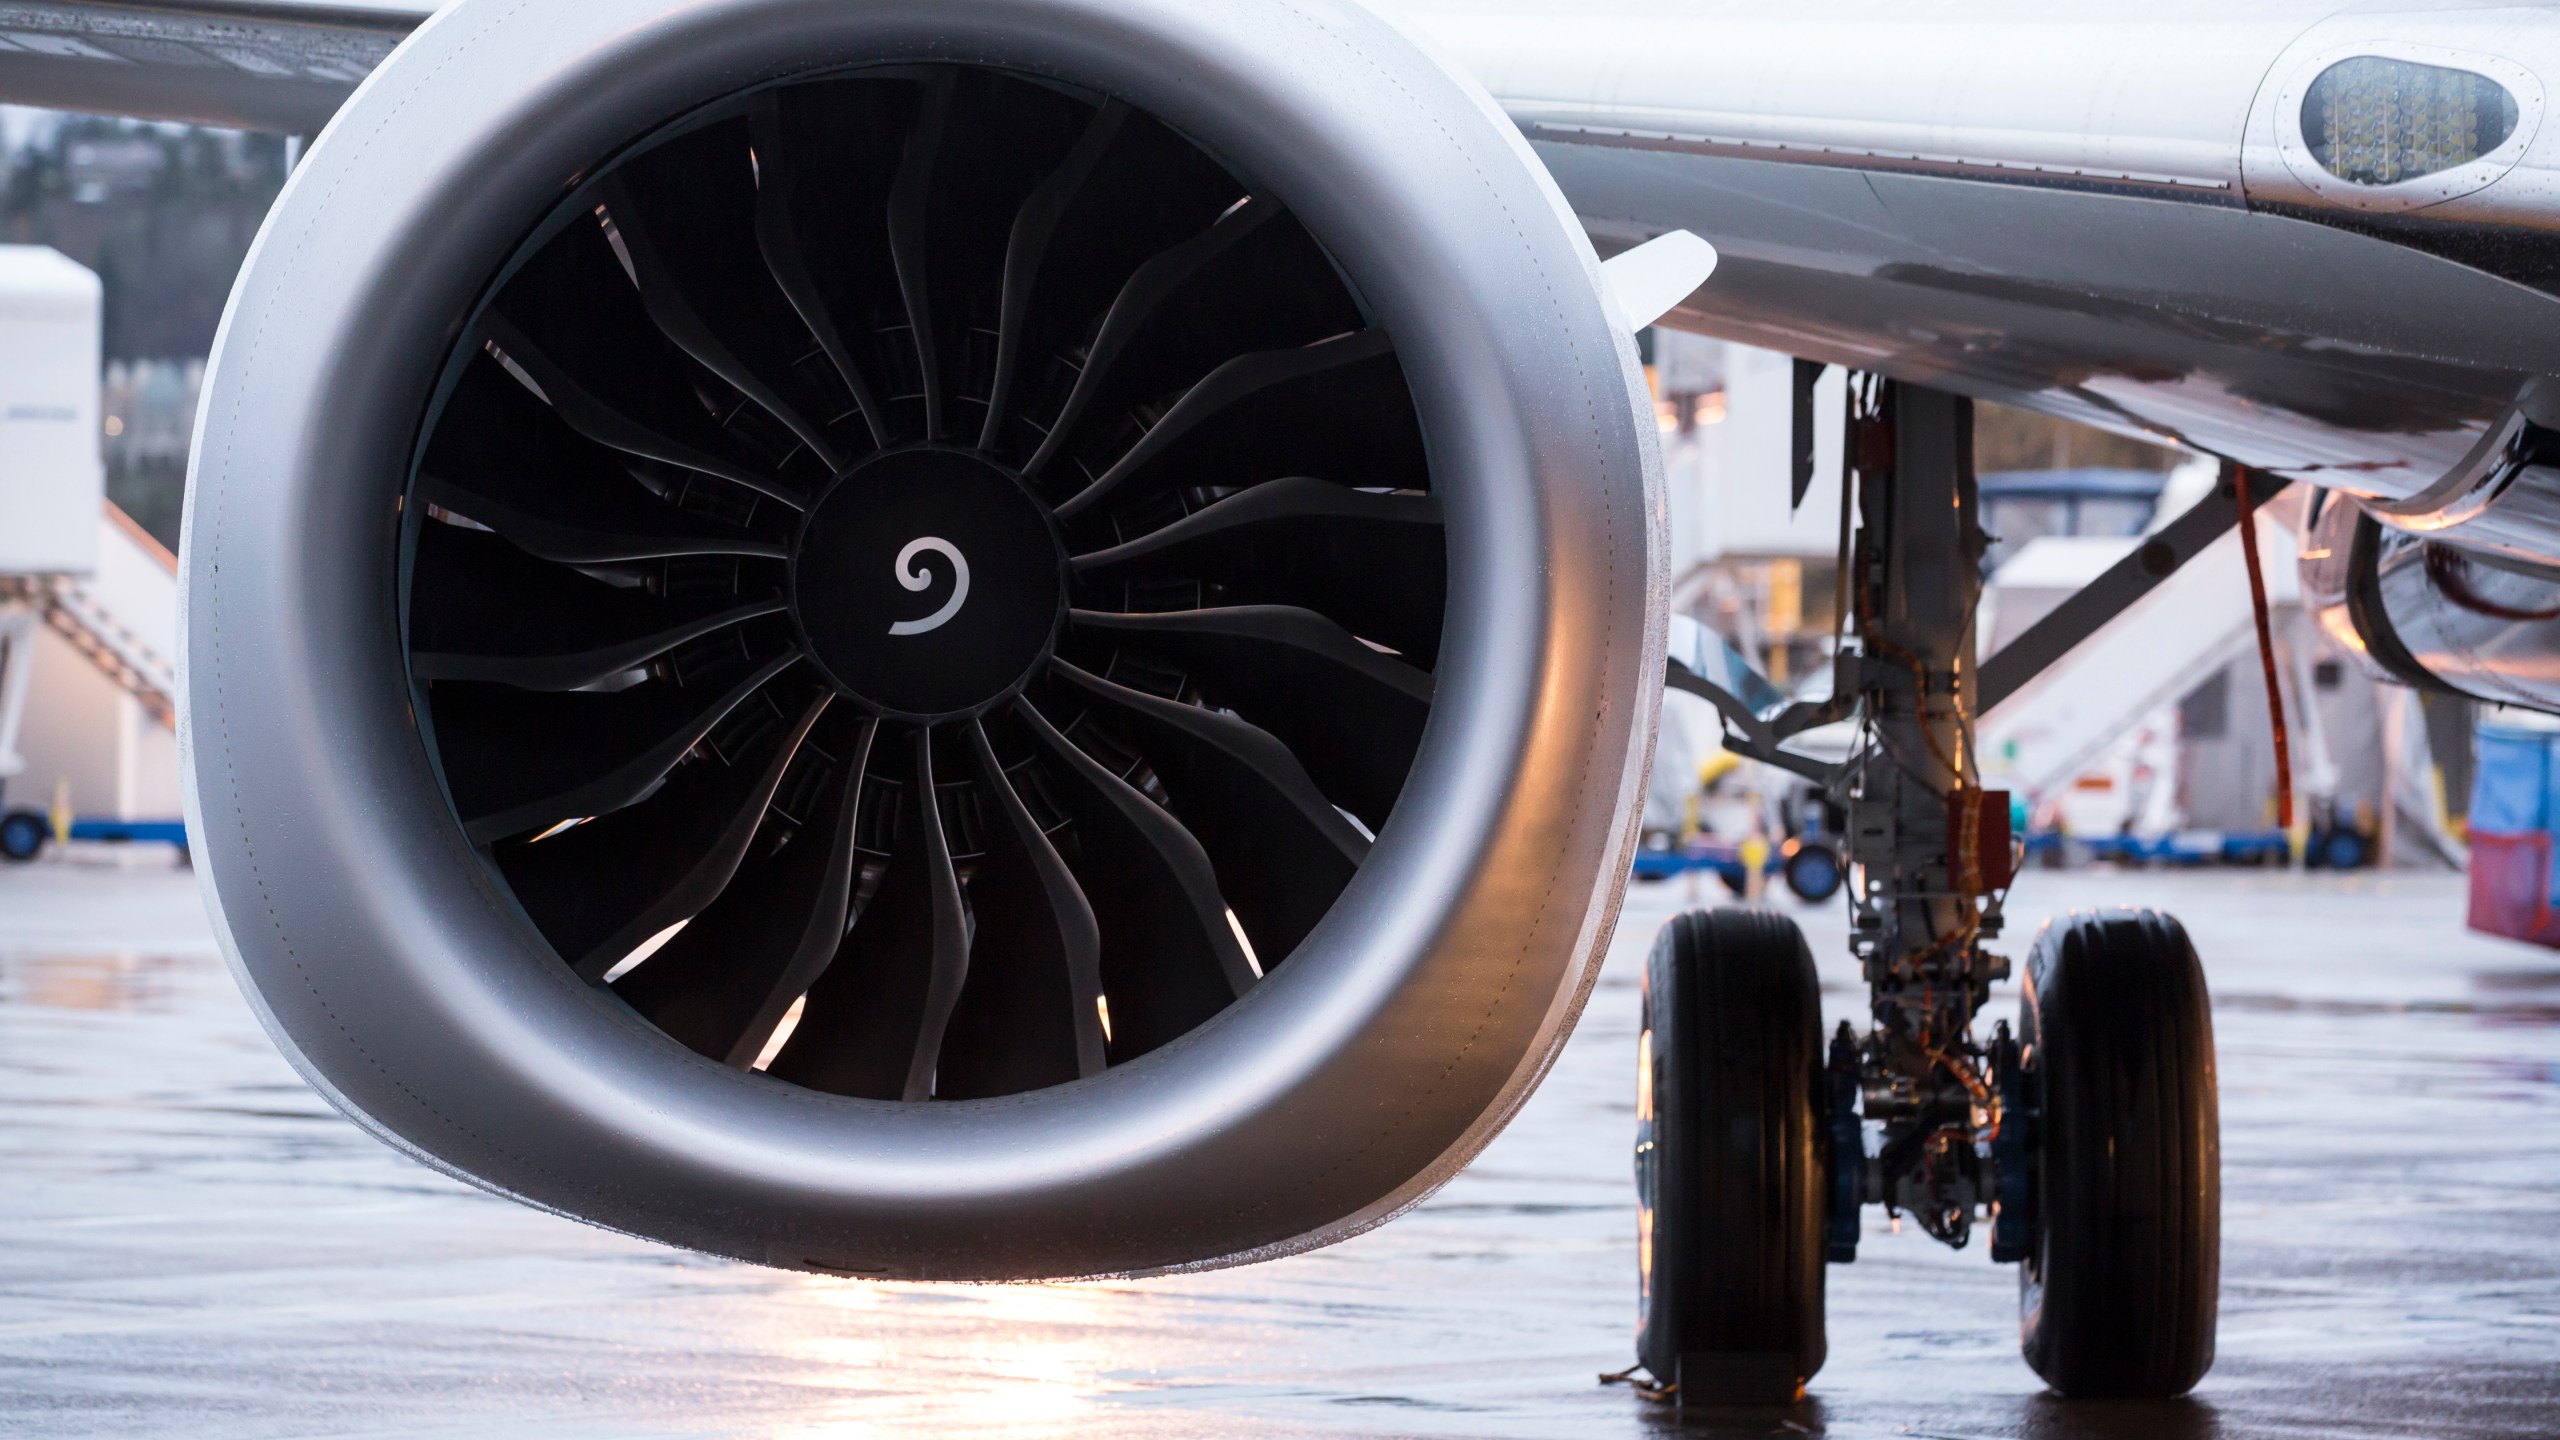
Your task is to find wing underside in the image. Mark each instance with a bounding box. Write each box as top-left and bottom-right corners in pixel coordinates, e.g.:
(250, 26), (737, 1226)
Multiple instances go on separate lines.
(0, 1), (423, 132)
(16, 0), (2560, 512)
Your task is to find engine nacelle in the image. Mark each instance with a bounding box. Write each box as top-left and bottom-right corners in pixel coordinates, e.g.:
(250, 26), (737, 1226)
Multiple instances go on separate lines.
(181, 0), (1663, 1279)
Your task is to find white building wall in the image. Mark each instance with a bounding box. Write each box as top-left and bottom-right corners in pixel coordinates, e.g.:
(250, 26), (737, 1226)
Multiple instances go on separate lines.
(1658, 334), (1850, 576)
(1708, 344), (1845, 561)
(0, 246), (102, 576)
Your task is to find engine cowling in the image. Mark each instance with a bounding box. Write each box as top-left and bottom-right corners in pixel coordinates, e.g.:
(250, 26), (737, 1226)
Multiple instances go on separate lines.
(182, 0), (1663, 1280)
(2300, 487), (2560, 712)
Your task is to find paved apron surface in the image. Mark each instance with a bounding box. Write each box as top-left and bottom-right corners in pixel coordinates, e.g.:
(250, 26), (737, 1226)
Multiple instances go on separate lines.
(1, 861), (2554, 1438)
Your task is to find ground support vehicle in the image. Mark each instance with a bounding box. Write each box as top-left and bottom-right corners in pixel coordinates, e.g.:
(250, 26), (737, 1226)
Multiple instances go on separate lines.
(1631, 835), (1844, 903)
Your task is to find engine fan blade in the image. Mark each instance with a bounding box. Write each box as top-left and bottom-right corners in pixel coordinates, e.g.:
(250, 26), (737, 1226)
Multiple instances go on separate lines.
(901, 729), (974, 1099)
(1054, 329), (1391, 522)
(1014, 697), (1253, 1058)
(885, 72), (955, 440)
(407, 523), (783, 690)
(980, 100), (1128, 454)
(413, 597), (781, 692)
(1020, 194), (1279, 483)
(610, 717), (873, 1064)
(480, 308), (806, 511)
(599, 121), (851, 470)
(767, 734), (972, 1100)
(975, 111), (1247, 467)
(1051, 660), (1366, 973)
(931, 719), (1106, 1098)
(435, 650), (801, 844)
(418, 357), (786, 566)
(1071, 605), (1431, 831)
(415, 476), (784, 567)
(748, 92), (890, 449)
(496, 691), (831, 979)
(485, 209), (817, 491)
(1072, 476), (1446, 663)
(765, 836), (921, 1096)
(1058, 336), (1424, 533)
(761, 76), (944, 444)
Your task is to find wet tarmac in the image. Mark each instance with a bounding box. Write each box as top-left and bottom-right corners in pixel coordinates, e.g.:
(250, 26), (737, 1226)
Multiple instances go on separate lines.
(2, 857), (2555, 1437)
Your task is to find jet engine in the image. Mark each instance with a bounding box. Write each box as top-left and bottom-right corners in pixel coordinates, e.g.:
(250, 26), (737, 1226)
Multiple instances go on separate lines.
(179, 0), (1664, 1279)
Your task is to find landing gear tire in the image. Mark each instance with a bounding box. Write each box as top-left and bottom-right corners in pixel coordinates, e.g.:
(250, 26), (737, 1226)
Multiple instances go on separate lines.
(1637, 908), (1827, 1403)
(1781, 840), (1843, 904)
(0, 811), (45, 863)
(2018, 908), (2220, 1398)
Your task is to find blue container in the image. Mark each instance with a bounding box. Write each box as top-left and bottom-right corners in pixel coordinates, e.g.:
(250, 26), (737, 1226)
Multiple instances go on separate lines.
(2469, 723), (2560, 947)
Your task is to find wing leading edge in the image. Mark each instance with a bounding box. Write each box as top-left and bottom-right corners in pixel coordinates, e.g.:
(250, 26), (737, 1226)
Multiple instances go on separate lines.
(0, 1), (428, 132)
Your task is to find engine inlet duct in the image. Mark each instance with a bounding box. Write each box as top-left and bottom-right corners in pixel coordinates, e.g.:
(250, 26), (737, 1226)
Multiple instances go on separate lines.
(182, 0), (1664, 1279)
(422, 68), (1439, 1099)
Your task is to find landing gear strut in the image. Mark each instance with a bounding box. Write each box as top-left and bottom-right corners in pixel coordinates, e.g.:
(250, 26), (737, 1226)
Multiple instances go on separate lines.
(1641, 380), (2221, 1402)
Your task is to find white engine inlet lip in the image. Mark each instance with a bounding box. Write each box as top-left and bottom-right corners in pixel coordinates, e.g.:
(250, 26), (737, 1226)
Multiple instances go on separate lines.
(181, 0), (1663, 1279)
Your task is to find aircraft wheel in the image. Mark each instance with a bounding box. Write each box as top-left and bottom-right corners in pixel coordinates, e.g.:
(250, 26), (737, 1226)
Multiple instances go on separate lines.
(0, 811), (45, 863)
(2018, 908), (2219, 1398)
(1781, 840), (1842, 903)
(1637, 908), (1827, 1403)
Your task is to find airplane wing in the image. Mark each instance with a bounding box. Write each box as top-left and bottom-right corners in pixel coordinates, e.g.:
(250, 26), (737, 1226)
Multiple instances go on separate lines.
(16, 1), (2559, 501)
(1383, 0), (2560, 508)
(0, 0), (423, 132)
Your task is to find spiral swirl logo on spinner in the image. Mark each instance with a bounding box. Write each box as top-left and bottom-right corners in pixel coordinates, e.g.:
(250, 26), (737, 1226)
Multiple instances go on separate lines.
(886, 536), (970, 637)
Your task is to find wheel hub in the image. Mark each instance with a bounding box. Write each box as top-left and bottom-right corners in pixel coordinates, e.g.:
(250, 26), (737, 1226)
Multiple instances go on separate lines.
(790, 446), (1065, 720)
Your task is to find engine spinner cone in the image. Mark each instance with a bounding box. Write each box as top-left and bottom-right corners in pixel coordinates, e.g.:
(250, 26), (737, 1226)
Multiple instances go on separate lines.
(791, 446), (1065, 720)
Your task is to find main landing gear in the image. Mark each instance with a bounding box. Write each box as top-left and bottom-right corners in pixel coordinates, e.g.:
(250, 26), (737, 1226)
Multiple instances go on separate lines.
(1640, 380), (2221, 1403)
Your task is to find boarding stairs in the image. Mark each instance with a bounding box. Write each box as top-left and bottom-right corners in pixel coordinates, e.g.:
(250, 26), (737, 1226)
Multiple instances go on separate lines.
(0, 507), (179, 795)
(1978, 517), (2293, 805)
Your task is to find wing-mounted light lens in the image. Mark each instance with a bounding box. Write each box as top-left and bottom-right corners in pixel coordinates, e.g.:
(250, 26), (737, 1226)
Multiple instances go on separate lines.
(2303, 56), (2519, 186)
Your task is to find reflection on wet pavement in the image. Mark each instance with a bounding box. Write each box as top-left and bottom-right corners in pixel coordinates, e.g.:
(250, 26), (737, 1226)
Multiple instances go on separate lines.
(2, 953), (195, 1012)
(1, 863), (2555, 1437)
